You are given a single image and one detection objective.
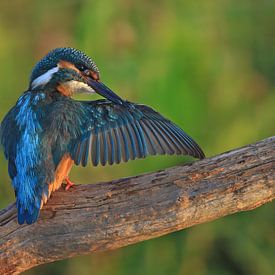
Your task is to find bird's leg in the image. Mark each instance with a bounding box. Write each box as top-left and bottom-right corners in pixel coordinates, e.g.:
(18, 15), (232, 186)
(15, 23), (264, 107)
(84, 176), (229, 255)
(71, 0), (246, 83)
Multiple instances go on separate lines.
(64, 176), (74, 191)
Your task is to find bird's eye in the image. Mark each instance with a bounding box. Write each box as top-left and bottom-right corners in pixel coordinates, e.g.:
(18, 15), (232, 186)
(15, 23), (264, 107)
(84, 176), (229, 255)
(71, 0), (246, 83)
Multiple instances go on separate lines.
(78, 65), (86, 71)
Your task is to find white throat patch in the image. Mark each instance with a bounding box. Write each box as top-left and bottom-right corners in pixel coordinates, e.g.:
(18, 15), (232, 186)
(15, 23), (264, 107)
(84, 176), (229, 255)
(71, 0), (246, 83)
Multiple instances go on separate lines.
(31, 66), (59, 89)
(62, 80), (95, 94)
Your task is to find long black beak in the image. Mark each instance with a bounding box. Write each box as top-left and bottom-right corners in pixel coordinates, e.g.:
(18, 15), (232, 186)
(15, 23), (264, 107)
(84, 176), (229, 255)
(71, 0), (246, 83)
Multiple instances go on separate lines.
(87, 78), (124, 105)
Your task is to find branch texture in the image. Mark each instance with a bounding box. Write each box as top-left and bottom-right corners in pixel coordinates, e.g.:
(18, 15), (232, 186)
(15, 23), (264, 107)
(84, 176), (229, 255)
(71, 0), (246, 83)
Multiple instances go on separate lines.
(0, 136), (274, 274)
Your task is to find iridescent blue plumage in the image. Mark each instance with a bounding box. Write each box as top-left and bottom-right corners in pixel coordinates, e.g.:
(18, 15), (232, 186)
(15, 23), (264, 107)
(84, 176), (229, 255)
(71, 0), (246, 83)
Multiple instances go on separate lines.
(0, 47), (205, 224)
(1, 92), (54, 224)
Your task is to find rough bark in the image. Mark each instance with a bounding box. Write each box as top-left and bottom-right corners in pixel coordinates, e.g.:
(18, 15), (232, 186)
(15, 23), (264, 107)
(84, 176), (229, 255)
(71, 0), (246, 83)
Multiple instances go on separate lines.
(0, 136), (274, 274)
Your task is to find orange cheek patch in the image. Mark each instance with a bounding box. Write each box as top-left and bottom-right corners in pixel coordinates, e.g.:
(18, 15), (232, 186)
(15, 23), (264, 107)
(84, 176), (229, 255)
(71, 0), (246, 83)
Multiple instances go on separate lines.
(90, 70), (100, 81)
(57, 60), (83, 97)
(57, 83), (73, 97)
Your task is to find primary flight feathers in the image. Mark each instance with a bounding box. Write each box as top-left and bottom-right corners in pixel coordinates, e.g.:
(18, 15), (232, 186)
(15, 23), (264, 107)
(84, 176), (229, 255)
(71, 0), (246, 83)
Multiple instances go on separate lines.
(71, 100), (205, 167)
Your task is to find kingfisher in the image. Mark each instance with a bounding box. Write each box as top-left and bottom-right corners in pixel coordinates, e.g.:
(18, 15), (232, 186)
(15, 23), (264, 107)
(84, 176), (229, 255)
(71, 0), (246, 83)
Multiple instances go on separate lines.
(0, 47), (205, 225)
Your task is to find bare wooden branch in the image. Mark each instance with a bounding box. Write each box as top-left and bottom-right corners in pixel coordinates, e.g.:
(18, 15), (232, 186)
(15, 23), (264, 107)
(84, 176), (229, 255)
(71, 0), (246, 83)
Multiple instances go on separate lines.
(0, 136), (274, 274)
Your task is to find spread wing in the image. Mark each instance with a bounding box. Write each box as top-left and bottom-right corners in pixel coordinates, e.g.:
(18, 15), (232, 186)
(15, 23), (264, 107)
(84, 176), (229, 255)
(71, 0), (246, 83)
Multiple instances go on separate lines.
(69, 100), (205, 167)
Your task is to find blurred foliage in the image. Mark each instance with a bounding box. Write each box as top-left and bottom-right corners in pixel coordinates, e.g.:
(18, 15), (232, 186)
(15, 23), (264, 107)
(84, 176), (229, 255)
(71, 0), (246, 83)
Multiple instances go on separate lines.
(0, 0), (274, 274)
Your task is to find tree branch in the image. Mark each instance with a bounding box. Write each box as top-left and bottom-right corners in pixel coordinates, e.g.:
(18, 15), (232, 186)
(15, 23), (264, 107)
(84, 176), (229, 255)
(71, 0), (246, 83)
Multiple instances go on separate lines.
(0, 136), (274, 274)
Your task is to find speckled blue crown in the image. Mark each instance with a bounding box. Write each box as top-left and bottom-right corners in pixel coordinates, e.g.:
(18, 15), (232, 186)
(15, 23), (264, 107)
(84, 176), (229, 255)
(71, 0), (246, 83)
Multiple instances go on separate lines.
(30, 47), (99, 82)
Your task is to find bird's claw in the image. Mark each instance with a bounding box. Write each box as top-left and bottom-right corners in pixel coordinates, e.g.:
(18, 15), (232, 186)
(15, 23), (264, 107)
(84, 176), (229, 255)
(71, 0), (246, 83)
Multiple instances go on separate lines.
(64, 177), (74, 191)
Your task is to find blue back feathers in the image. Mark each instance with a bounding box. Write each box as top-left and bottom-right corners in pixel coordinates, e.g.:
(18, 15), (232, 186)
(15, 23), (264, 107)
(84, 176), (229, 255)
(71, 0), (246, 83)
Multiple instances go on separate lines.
(1, 92), (50, 224)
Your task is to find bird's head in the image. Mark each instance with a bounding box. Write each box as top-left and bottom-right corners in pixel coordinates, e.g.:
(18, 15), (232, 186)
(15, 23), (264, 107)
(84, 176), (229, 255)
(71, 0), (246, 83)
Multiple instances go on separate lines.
(29, 47), (124, 104)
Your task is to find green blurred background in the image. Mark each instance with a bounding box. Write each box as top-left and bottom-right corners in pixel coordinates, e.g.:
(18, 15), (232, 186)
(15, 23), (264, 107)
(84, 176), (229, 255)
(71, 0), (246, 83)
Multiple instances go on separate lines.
(0, 0), (274, 274)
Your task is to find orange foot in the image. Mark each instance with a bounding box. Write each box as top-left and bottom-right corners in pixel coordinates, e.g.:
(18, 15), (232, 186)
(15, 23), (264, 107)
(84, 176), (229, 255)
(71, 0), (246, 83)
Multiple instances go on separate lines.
(65, 177), (75, 191)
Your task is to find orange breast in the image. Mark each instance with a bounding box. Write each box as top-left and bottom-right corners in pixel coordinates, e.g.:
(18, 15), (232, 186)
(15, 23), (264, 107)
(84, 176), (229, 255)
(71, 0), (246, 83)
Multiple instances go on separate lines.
(41, 155), (74, 208)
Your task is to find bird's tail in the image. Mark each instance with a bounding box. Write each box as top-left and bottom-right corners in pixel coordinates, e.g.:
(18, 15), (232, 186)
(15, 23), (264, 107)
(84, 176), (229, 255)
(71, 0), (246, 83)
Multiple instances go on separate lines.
(17, 197), (41, 225)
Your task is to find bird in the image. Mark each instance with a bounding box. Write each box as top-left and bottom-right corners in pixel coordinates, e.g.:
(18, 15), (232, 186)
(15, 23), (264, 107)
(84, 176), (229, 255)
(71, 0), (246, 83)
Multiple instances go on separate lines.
(0, 47), (205, 225)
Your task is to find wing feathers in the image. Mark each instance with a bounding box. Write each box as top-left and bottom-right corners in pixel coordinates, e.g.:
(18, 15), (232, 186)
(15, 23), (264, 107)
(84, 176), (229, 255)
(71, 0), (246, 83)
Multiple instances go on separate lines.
(113, 127), (122, 164)
(91, 133), (100, 166)
(119, 126), (130, 162)
(139, 120), (157, 155)
(82, 136), (91, 167)
(71, 101), (205, 166)
(134, 120), (148, 156)
(107, 131), (115, 165)
(142, 120), (166, 155)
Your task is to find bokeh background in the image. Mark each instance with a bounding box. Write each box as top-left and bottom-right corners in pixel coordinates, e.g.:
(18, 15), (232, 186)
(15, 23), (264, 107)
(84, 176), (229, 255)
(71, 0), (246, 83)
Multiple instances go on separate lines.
(0, 0), (274, 274)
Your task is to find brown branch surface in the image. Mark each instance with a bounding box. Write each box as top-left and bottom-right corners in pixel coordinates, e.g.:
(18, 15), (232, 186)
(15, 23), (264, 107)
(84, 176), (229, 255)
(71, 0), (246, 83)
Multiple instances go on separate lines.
(0, 136), (274, 274)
